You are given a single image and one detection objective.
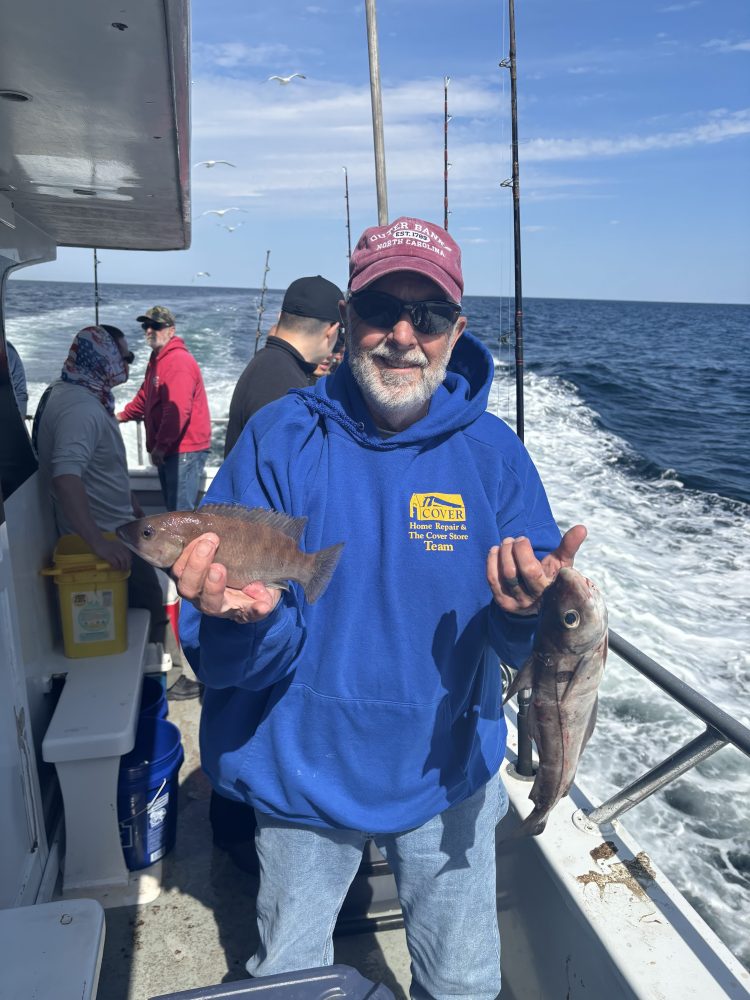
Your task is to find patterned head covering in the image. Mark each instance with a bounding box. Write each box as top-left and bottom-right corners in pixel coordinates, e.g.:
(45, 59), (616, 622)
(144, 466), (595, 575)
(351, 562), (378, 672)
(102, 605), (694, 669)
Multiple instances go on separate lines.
(60, 325), (128, 414)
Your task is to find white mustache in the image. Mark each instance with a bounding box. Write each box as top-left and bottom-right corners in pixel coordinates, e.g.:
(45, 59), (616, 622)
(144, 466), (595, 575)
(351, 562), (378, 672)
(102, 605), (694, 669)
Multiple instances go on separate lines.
(369, 345), (428, 368)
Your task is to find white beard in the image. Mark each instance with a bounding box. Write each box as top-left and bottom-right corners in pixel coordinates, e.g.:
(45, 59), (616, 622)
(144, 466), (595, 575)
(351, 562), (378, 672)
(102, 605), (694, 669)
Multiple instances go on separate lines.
(348, 336), (454, 426)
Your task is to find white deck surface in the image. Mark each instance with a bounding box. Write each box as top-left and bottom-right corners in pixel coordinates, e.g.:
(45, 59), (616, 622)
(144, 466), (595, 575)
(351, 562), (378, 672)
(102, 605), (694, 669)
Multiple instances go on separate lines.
(95, 671), (414, 999)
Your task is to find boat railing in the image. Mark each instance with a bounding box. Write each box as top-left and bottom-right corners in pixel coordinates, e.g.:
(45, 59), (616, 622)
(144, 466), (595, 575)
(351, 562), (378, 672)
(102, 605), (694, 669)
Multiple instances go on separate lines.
(508, 629), (750, 830)
(133, 416), (230, 468)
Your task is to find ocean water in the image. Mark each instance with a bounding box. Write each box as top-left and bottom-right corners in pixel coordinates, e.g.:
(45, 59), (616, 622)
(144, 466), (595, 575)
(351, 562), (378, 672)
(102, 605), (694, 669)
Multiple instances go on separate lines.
(4, 279), (750, 968)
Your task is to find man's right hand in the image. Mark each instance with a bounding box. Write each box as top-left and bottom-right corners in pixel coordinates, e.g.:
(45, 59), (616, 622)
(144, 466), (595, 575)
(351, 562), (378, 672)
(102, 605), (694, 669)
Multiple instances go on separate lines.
(94, 537), (132, 572)
(172, 533), (281, 623)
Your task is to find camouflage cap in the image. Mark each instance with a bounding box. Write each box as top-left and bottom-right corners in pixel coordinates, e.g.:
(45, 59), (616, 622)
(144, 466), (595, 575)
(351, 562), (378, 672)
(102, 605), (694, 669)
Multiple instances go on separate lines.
(136, 305), (176, 328)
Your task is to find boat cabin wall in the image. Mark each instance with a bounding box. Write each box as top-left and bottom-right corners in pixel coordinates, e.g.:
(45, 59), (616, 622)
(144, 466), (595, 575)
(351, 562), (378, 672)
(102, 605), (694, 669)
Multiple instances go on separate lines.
(0, 211), (62, 906)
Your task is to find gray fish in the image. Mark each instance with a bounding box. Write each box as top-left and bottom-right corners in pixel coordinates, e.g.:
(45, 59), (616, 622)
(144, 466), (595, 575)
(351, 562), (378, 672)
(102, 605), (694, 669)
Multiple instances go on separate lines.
(504, 566), (608, 836)
(116, 504), (344, 604)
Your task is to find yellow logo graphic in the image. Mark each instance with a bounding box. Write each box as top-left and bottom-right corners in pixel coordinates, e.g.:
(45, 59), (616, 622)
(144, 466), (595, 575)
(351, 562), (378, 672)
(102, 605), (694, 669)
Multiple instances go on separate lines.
(409, 493), (466, 522)
(408, 493), (468, 552)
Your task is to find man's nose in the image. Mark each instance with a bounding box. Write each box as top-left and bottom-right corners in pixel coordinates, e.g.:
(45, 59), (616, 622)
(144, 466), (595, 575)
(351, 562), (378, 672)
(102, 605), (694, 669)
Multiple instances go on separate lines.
(388, 313), (419, 347)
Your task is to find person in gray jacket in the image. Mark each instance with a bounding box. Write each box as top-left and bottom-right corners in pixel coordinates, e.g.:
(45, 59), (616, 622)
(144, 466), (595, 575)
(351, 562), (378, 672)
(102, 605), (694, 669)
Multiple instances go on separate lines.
(34, 324), (180, 666)
(7, 341), (28, 418)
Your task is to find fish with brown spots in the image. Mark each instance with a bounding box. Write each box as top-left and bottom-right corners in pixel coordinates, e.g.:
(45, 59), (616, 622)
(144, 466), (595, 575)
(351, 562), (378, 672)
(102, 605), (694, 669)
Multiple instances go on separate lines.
(116, 504), (344, 604)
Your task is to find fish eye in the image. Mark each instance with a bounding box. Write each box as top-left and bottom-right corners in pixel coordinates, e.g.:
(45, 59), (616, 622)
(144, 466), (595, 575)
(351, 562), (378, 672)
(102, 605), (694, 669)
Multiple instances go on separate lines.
(562, 610), (580, 629)
(141, 526), (155, 539)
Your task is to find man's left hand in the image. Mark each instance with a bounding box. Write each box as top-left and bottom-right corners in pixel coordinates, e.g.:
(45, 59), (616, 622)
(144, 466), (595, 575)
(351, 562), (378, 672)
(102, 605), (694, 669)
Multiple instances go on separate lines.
(486, 524), (587, 616)
(150, 448), (166, 466)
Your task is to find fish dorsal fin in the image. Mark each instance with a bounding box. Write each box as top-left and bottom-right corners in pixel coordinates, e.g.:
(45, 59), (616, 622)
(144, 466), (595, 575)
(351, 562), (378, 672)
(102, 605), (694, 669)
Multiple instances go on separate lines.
(200, 503), (307, 542)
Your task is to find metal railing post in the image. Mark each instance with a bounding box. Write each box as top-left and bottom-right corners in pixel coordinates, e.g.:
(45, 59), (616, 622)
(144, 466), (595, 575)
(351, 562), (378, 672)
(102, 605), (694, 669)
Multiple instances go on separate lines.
(515, 687), (535, 777)
(586, 727), (727, 827)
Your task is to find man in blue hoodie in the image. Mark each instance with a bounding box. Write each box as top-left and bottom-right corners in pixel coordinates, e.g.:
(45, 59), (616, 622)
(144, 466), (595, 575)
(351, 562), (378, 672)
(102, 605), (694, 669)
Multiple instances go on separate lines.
(177, 217), (586, 999)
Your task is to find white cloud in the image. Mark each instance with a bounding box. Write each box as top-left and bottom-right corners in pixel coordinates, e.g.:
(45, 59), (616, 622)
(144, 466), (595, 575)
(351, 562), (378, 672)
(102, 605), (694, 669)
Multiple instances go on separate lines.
(189, 73), (750, 218)
(522, 110), (750, 161)
(704, 38), (750, 53)
(658, 1), (701, 11)
(194, 42), (294, 70)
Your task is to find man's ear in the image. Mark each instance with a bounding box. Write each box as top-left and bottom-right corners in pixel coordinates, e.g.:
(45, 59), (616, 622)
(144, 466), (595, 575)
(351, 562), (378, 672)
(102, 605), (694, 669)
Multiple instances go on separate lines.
(450, 316), (467, 348)
(323, 321), (339, 348)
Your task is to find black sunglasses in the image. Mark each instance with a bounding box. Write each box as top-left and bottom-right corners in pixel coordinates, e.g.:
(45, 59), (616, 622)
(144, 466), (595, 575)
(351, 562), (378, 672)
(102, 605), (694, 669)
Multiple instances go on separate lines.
(349, 290), (460, 336)
(141, 321), (167, 332)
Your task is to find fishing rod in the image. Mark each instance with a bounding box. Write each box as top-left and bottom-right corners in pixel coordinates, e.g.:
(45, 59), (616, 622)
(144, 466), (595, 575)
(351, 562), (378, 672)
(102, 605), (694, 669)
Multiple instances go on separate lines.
(501, 0), (533, 780)
(342, 166), (352, 260)
(500, 0), (525, 444)
(364, 0), (388, 224)
(93, 249), (100, 325)
(443, 76), (450, 230)
(253, 250), (271, 357)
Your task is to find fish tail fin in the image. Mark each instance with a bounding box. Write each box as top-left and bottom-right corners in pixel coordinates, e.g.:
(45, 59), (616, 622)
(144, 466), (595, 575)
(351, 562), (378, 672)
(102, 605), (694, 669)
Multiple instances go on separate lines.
(515, 807), (550, 838)
(304, 542), (345, 604)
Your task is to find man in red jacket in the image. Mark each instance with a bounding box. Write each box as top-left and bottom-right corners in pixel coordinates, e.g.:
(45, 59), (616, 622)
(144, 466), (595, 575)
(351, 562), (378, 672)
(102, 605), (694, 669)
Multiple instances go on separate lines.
(117, 306), (211, 511)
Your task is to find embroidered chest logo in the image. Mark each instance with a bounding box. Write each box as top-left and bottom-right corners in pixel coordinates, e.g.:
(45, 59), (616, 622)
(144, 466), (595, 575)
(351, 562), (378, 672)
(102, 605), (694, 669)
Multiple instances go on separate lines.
(408, 493), (469, 552)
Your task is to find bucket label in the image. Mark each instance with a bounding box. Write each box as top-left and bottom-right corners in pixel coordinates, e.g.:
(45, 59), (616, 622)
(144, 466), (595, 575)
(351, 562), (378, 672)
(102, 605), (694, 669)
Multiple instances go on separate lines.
(149, 791), (169, 831)
(71, 589), (115, 643)
(119, 789), (172, 865)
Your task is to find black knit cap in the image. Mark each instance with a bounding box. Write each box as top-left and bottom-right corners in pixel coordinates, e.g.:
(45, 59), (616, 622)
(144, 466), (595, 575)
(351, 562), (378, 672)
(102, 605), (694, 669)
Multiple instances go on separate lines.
(281, 275), (343, 323)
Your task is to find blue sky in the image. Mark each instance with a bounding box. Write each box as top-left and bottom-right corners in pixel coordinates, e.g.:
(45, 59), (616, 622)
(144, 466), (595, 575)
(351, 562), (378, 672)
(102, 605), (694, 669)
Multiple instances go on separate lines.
(24, 0), (750, 303)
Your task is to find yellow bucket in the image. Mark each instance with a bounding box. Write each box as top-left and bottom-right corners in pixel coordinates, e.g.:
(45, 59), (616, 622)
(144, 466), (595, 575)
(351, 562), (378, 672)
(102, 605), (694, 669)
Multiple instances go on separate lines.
(42, 533), (130, 658)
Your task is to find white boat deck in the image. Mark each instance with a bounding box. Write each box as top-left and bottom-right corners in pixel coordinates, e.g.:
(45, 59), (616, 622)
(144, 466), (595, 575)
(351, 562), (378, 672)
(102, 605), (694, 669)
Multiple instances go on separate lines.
(94, 681), (415, 1000)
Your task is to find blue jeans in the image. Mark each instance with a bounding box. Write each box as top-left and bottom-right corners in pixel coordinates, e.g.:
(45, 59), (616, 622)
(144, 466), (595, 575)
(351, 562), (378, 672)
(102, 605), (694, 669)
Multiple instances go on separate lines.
(247, 771), (508, 1000)
(157, 449), (208, 511)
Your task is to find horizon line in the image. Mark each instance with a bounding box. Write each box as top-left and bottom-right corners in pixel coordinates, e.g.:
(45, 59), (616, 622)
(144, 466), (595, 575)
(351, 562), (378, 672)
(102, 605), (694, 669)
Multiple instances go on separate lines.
(8, 276), (749, 309)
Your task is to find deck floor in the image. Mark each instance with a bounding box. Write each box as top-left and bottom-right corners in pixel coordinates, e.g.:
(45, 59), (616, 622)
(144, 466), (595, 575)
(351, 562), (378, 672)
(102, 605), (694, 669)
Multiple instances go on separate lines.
(96, 671), (413, 1000)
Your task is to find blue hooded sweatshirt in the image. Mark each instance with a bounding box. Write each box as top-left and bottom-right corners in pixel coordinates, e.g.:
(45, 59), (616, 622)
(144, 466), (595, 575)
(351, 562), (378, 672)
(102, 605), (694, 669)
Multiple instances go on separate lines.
(180, 332), (561, 833)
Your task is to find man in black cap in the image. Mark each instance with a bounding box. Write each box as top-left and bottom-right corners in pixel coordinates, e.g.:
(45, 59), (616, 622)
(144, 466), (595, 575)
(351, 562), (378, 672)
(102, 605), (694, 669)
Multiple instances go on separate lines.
(213, 275), (343, 865)
(224, 275), (343, 456)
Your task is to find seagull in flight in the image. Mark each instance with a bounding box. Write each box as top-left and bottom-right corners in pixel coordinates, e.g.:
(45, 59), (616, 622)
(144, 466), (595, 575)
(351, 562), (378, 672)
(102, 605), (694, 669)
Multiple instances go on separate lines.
(200, 207), (248, 218)
(194, 160), (236, 169)
(219, 222), (245, 232)
(267, 73), (306, 85)
(192, 272), (211, 281)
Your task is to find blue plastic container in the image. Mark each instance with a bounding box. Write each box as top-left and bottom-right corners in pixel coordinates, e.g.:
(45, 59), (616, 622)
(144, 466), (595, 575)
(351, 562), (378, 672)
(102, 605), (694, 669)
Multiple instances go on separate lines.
(140, 674), (169, 719)
(149, 964), (395, 999)
(118, 717), (184, 871)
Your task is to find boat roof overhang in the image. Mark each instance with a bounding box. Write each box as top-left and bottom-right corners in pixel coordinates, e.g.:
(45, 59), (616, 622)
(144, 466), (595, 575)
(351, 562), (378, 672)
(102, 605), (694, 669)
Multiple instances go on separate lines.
(0, 0), (190, 252)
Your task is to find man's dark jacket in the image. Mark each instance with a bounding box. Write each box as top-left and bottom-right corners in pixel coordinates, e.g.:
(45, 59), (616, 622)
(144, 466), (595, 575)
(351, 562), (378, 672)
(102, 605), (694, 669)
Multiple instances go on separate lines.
(224, 336), (317, 456)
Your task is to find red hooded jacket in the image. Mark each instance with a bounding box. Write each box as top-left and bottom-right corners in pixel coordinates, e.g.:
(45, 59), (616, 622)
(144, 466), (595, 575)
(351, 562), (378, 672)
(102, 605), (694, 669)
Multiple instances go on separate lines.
(118, 337), (211, 456)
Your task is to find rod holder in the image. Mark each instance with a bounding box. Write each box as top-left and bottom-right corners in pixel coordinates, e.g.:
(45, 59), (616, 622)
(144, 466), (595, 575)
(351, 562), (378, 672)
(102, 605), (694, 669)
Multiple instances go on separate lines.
(515, 686), (535, 777)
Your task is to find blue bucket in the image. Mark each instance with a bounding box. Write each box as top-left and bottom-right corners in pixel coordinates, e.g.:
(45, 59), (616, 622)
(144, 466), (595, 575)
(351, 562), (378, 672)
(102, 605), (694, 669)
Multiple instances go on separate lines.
(118, 718), (184, 871)
(140, 674), (169, 719)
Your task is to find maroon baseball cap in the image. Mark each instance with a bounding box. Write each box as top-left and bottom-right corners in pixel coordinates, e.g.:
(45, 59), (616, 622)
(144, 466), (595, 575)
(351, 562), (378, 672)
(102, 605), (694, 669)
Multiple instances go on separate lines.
(348, 217), (463, 304)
